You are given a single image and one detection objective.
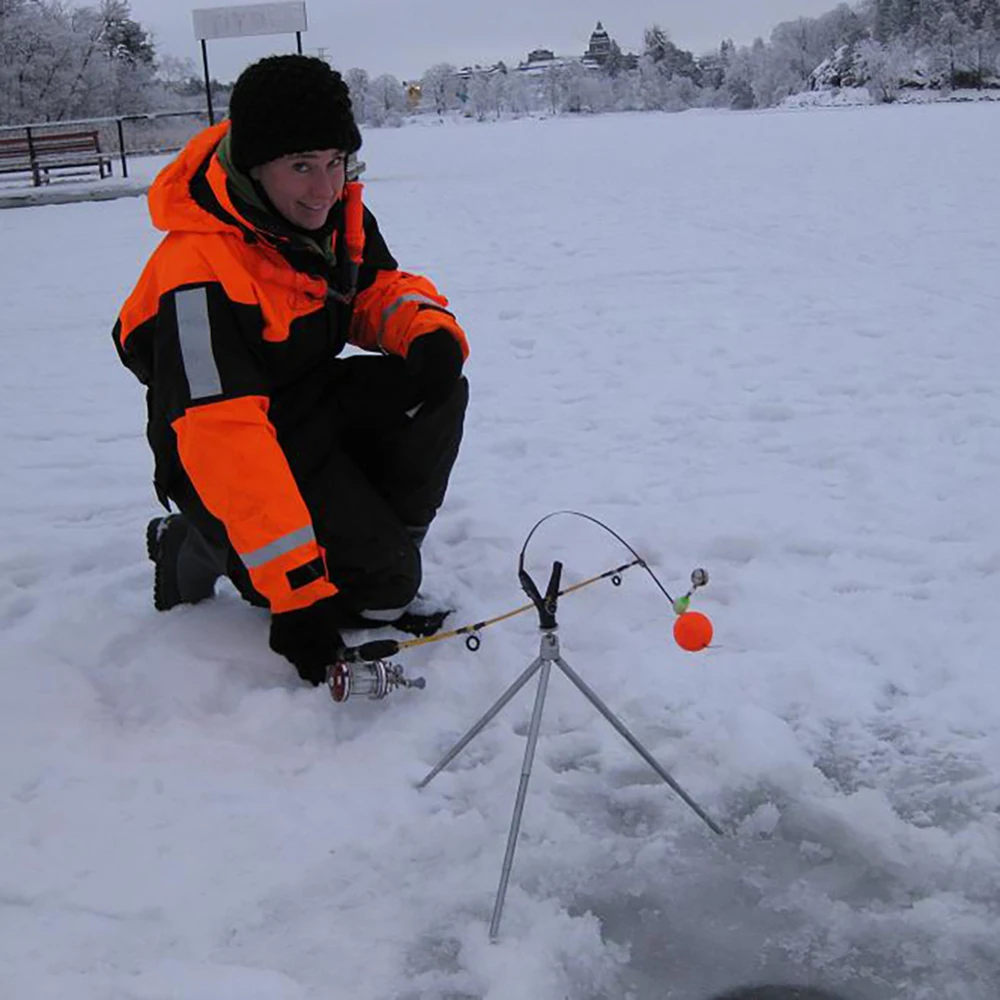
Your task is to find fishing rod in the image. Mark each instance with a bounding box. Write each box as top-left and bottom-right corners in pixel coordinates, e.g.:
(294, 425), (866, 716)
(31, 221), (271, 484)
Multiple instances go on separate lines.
(326, 510), (713, 703)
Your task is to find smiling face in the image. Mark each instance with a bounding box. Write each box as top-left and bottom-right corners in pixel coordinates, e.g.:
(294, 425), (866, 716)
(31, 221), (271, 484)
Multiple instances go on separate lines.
(250, 149), (347, 230)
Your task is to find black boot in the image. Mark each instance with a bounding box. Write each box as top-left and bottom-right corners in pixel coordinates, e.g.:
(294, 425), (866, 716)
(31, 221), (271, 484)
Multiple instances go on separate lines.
(146, 515), (222, 611)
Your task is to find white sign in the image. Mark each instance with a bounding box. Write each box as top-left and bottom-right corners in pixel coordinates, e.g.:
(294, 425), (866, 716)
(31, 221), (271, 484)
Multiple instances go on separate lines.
(192, 2), (307, 41)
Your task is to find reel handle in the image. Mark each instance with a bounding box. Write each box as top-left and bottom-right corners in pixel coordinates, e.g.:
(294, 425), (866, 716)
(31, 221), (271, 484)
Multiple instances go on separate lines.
(339, 639), (401, 663)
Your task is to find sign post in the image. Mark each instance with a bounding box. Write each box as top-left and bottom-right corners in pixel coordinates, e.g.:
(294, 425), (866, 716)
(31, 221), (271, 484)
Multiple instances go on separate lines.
(192, 2), (308, 124)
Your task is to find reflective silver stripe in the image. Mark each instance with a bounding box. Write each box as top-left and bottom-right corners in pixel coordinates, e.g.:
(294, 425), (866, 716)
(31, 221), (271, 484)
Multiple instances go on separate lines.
(378, 294), (444, 350)
(175, 288), (221, 400)
(241, 525), (316, 570)
(359, 604), (411, 622)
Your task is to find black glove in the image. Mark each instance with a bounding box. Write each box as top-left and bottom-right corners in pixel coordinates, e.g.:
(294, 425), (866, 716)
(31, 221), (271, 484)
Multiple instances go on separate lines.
(269, 596), (345, 686)
(331, 331), (463, 427)
(332, 353), (411, 428)
(404, 329), (464, 411)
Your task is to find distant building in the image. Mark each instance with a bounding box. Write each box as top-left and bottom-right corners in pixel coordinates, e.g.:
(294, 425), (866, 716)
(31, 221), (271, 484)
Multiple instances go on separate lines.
(454, 61), (507, 81)
(583, 21), (612, 68)
(444, 23), (636, 80)
(517, 48), (576, 75)
(525, 48), (555, 64)
(516, 46), (580, 76)
(516, 23), (636, 75)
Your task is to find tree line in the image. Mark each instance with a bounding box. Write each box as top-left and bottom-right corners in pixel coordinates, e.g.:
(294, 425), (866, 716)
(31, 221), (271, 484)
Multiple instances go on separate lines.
(0, 0), (156, 124)
(2, 0), (999, 127)
(437, 0), (1000, 117)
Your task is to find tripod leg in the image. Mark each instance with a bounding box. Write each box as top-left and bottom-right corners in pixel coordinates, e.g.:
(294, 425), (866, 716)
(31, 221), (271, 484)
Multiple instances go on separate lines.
(555, 657), (724, 836)
(417, 656), (544, 789)
(490, 659), (552, 940)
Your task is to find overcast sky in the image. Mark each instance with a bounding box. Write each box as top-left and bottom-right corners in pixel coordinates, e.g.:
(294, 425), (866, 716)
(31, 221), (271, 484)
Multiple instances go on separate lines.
(132, 0), (843, 83)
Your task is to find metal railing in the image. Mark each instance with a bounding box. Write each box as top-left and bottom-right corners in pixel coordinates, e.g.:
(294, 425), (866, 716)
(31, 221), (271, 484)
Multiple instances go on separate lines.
(0, 109), (218, 185)
(0, 108), (365, 188)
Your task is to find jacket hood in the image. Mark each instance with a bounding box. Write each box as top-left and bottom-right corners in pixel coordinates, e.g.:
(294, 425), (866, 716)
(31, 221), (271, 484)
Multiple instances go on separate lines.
(148, 122), (246, 236)
(147, 121), (339, 271)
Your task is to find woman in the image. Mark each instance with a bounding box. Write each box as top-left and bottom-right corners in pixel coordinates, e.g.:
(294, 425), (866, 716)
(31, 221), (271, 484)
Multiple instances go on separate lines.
(112, 54), (469, 685)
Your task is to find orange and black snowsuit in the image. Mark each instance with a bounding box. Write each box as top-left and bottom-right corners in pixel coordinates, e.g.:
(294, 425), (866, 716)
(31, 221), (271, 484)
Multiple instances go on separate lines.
(113, 123), (468, 615)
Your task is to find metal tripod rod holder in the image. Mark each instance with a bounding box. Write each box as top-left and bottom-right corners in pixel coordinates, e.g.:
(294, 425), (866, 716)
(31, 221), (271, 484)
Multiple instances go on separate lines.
(418, 560), (723, 940)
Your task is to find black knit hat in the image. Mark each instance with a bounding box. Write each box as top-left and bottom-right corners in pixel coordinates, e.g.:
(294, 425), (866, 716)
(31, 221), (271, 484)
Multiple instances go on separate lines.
(228, 54), (362, 172)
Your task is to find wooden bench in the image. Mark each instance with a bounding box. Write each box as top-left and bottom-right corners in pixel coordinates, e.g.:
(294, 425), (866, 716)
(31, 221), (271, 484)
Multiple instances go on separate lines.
(0, 129), (113, 186)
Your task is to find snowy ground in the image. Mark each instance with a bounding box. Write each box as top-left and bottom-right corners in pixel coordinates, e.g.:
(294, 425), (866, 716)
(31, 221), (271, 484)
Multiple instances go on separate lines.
(2, 102), (999, 1000)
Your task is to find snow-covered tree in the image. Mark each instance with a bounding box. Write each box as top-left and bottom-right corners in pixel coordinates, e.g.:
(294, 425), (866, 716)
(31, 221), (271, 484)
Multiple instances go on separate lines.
(344, 68), (371, 124)
(0, 0), (155, 122)
(816, 2), (868, 49)
(99, 0), (153, 66)
(367, 73), (407, 127)
(932, 8), (972, 82)
(420, 62), (460, 115)
(503, 71), (534, 116)
(969, 18), (1000, 81)
(722, 43), (758, 108)
(603, 40), (627, 77)
(643, 24), (700, 83)
(855, 36), (912, 98)
(635, 54), (666, 109)
(466, 70), (501, 120)
(539, 65), (561, 115)
(156, 54), (198, 90)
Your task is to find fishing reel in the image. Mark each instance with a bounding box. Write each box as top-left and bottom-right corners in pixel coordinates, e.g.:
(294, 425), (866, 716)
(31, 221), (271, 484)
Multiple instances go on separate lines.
(326, 657), (426, 704)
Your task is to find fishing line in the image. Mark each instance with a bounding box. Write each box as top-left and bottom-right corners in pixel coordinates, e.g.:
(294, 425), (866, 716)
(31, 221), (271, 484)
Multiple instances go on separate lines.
(329, 510), (712, 702)
(519, 508), (677, 606)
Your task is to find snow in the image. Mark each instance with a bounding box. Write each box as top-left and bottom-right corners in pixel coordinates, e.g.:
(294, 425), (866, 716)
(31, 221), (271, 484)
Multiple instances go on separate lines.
(781, 88), (874, 108)
(2, 102), (1000, 1000)
(783, 86), (1000, 109)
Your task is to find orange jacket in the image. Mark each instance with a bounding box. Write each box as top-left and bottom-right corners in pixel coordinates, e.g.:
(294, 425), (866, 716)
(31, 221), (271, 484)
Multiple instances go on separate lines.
(113, 122), (468, 613)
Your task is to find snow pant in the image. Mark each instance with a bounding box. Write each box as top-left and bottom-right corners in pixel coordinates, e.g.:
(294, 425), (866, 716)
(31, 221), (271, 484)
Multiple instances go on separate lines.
(163, 355), (469, 616)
